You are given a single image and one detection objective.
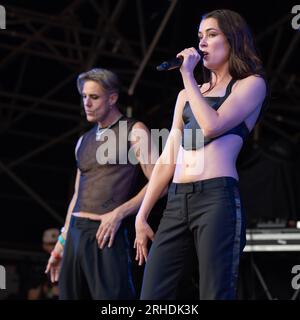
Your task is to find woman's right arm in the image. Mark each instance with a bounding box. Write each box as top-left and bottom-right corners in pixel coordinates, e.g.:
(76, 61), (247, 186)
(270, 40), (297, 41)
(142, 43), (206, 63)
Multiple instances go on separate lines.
(134, 89), (186, 265)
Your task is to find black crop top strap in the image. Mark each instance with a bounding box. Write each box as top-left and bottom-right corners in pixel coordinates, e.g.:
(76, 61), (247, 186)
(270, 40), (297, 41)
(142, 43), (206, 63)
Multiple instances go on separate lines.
(226, 78), (236, 92)
(217, 78), (237, 105)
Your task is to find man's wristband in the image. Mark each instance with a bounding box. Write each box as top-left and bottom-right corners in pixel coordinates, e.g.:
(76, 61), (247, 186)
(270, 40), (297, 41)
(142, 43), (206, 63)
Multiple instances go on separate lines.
(58, 234), (65, 246)
(51, 250), (61, 260)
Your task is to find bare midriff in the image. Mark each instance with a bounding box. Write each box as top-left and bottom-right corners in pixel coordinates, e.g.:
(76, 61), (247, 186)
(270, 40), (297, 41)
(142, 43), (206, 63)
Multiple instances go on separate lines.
(173, 134), (243, 183)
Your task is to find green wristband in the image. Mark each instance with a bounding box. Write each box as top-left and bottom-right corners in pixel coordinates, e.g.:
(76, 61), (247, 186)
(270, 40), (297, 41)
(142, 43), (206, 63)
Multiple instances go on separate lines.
(58, 234), (65, 246)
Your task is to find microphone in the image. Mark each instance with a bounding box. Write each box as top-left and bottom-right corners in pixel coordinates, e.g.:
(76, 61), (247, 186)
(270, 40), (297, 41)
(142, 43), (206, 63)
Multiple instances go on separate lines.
(156, 49), (203, 71)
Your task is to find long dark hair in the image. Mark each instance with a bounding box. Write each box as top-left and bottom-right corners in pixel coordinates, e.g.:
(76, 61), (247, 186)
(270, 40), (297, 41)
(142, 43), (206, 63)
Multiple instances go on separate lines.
(201, 9), (265, 85)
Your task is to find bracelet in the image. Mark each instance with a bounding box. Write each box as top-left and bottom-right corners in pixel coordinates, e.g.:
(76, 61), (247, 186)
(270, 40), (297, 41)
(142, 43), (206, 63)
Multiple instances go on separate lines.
(51, 250), (61, 260)
(58, 234), (66, 246)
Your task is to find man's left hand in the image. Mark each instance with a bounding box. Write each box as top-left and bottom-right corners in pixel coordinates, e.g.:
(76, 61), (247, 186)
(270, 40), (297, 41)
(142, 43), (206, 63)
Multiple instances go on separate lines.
(95, 209), (122, 249)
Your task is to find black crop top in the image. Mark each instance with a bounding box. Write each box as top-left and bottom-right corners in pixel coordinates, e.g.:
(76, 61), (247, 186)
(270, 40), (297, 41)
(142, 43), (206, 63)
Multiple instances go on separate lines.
(182, 78), (250, 150)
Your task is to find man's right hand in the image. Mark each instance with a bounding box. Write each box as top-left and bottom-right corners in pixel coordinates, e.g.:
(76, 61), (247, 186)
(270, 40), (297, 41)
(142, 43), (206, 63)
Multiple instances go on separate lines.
(134, 216), (154, 266)
(45, 242), (63, 283)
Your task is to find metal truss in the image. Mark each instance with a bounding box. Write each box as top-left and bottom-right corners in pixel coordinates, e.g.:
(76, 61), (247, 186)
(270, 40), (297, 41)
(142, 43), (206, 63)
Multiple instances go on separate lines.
(0, 0), (299, 234)
(254, 12), (300, 146)
(0, 0), (180, 226)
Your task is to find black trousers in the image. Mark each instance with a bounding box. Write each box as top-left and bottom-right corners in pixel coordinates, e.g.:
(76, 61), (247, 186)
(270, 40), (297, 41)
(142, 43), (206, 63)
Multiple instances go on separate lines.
(59, 216), (136, 300)
(140, 176), (246, 300)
